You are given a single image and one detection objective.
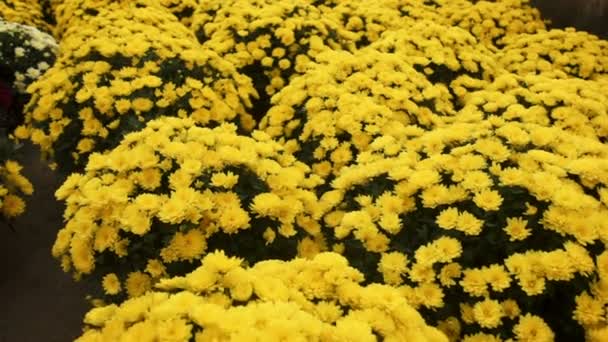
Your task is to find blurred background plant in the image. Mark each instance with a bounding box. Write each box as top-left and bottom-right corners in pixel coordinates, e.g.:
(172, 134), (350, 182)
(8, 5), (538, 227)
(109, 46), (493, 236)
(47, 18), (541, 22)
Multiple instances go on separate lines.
(0, 0), (53, 33)
(0, 17), (57, 131)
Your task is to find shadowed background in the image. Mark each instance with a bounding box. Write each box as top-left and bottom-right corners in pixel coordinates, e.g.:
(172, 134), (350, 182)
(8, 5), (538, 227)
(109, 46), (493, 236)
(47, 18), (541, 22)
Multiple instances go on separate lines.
(0, 143), (91, 342)
(532, 0), (608, 38)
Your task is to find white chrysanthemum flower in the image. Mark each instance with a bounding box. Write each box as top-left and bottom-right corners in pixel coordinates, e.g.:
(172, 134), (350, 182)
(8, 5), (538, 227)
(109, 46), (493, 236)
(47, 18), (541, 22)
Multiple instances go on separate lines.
(0, 18), (58, 93)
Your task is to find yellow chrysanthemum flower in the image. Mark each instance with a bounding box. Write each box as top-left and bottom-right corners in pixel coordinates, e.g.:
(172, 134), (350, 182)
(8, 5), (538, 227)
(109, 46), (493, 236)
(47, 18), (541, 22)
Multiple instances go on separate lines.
(102, 273), (121, 295)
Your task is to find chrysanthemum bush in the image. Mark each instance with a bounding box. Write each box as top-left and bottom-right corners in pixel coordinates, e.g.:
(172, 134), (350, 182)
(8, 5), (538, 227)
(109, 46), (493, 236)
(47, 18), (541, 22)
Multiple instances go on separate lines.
(0, 18), (58, 94)
(498, 28), (608, 79)
(15, 3), (257, 172)
(368, 20), (498, 91)
(435, 0), (545, 49)
(50, 0), (165, 39)
(313, 0), (445, 48)
(311, 117), (608, 340)
(453, 72), (608, 141)
(51, 116), (324, 301)
(76, 251), (448, 341)
(45, 0), (86, 36)
(189, 0), (357, 119)
(21, 0), (608, 340)
(52, 0), (193, 33)
(260, 48), (455, 183)
(0, 0), (52, 33)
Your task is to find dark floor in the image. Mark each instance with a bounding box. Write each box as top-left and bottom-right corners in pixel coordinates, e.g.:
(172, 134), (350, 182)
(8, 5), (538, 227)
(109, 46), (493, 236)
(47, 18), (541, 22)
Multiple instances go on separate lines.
(0, 143), (90, 342)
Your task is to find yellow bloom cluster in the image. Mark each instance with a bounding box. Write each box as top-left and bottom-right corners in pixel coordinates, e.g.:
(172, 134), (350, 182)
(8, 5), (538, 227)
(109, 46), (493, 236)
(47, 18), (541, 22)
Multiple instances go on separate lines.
(499, 28), (608, 79)
(0, 160), (33, 219)
(261, 48), (455, 180)
(369, 20), (498, 84)
(315, 118), (608, 339)
(436, 0), (545, 48)
(257, 1), (550, 188)
(315, 0), (444, 47)
(573, 249), (608, 341)
(17, 2), (257, 171)
(455, 73), (608, 140)
(76, 251), (447, 341)
(0, 0), (52, 33)
(190, 0), (357, 107)
(51, 0), (165, 38)
(52, 117), (321, 292)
